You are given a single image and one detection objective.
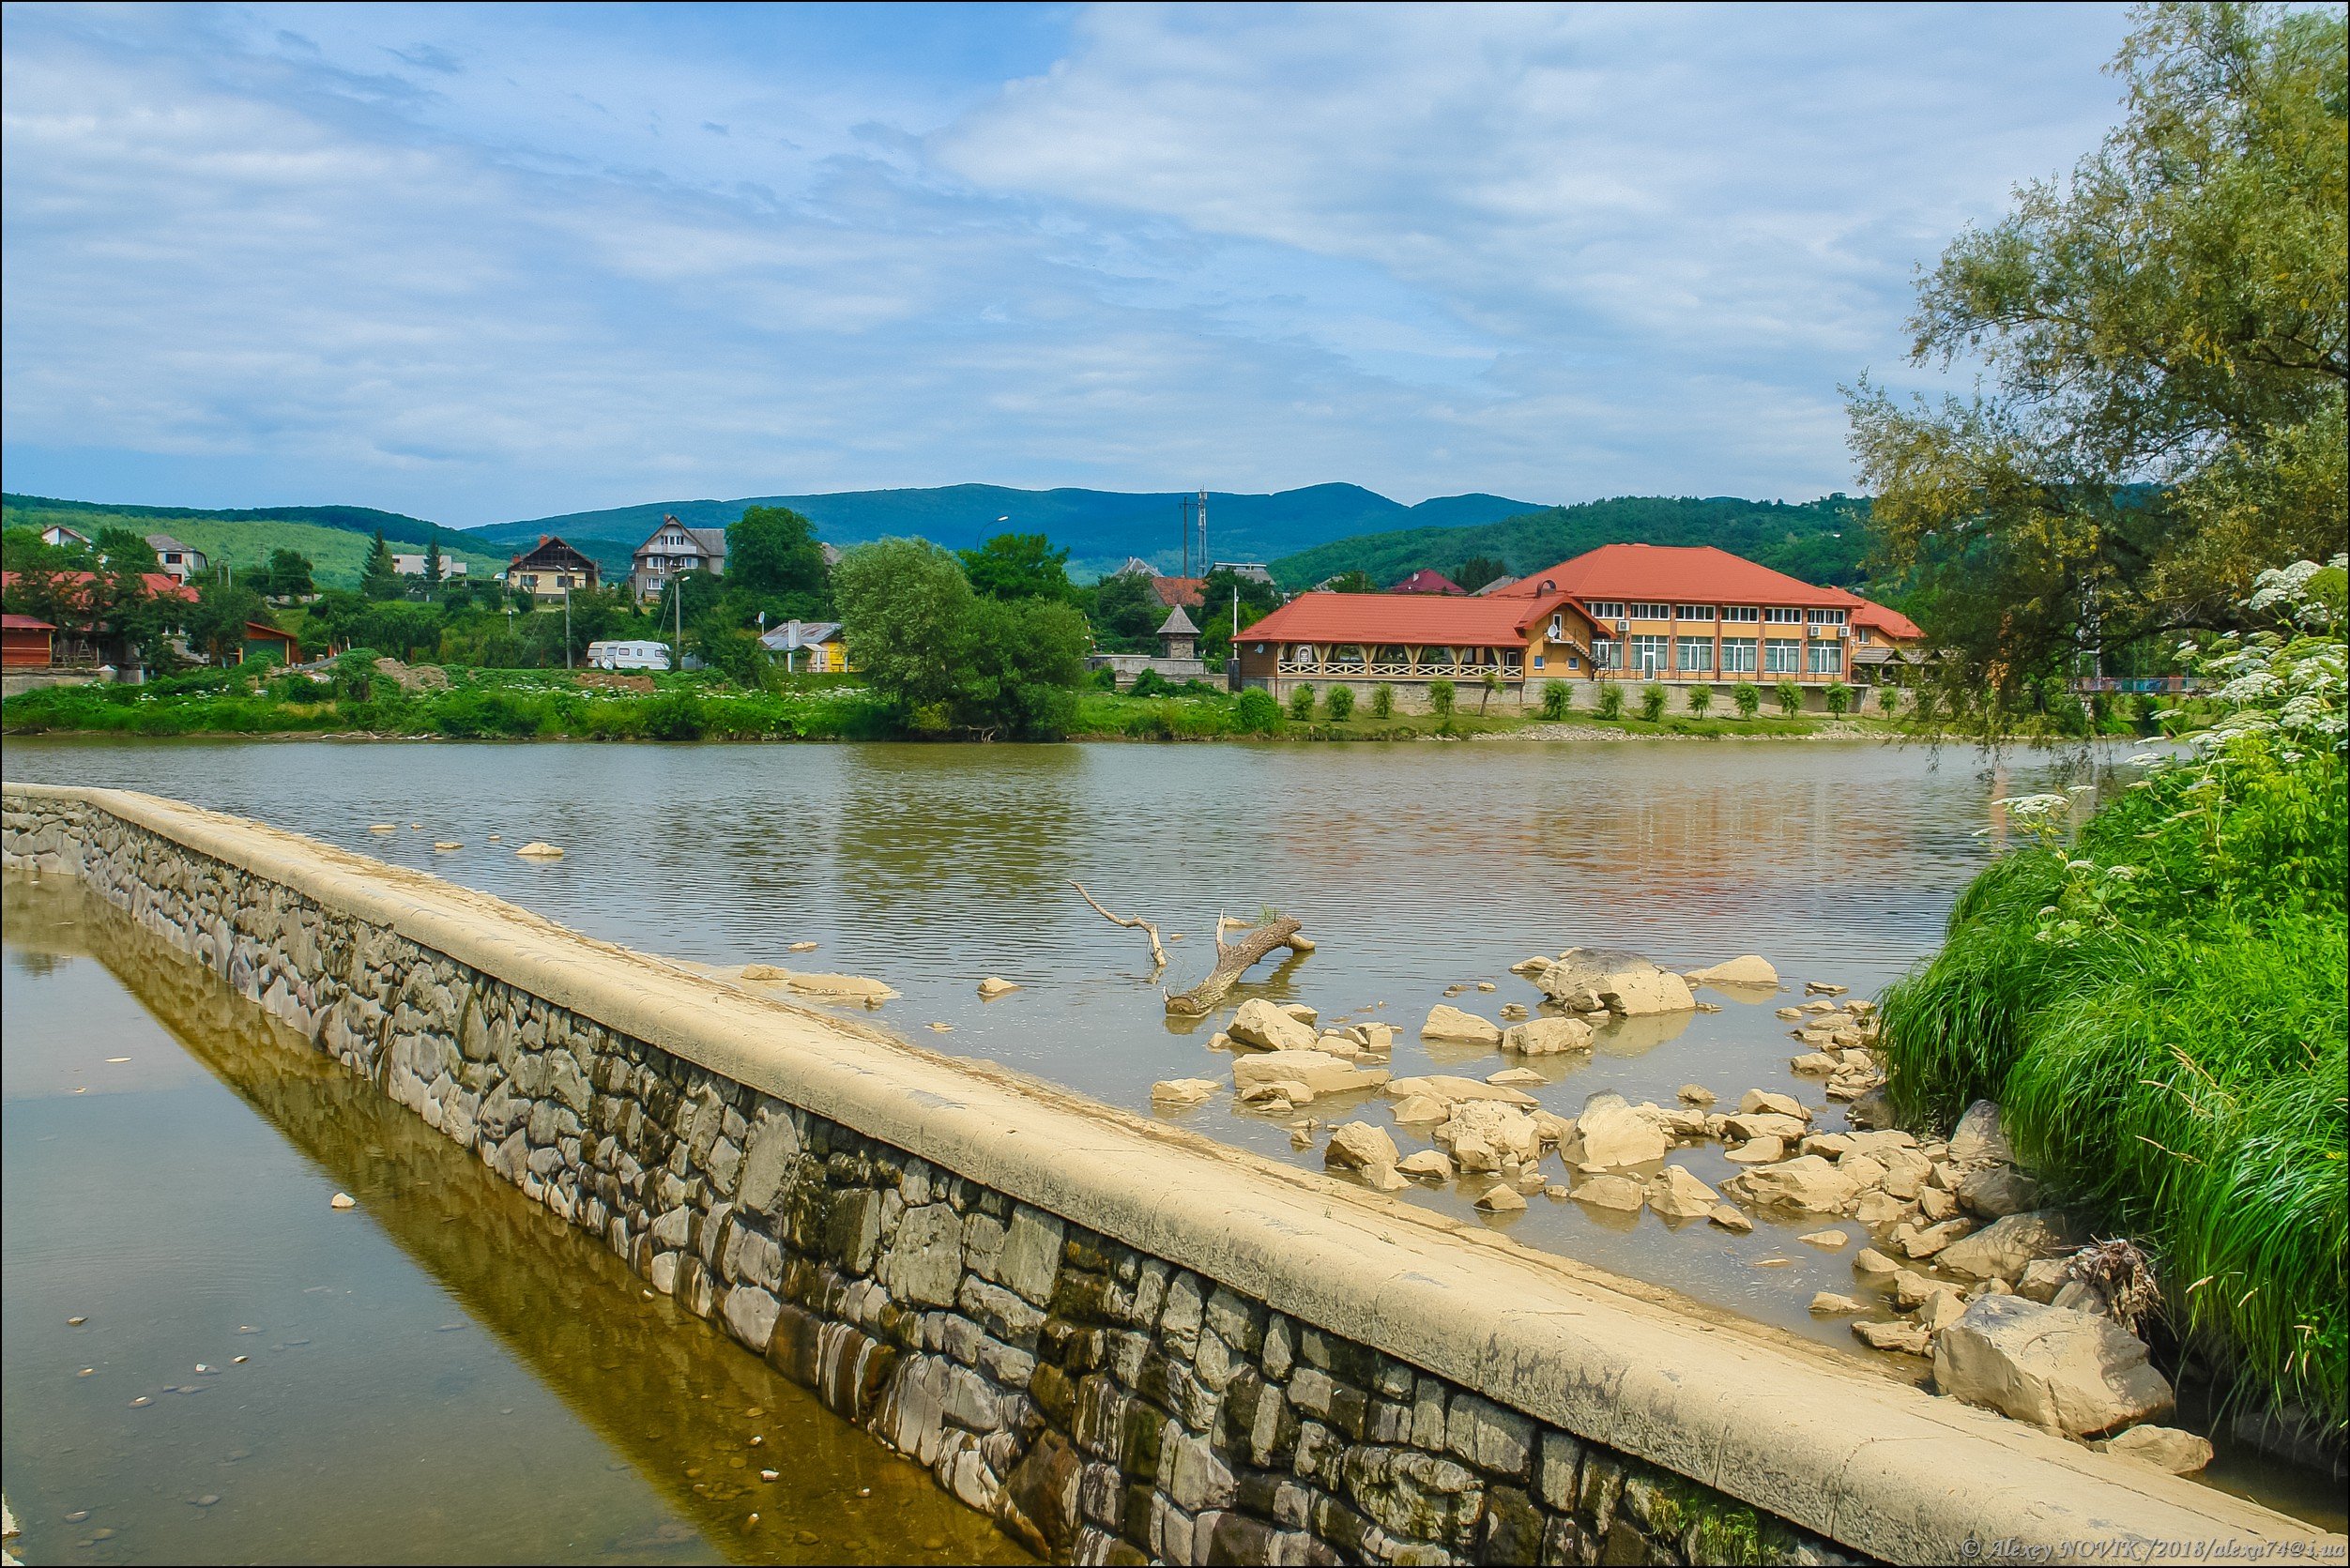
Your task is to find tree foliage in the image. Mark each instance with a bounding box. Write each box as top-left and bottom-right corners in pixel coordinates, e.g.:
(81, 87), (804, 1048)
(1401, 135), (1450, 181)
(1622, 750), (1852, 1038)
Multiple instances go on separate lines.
(727, 506), (830, 610)
(835, 538), (1087, 738)
(1850, 3), (2346, 707)
(359, 529), (403, 601)
(959, 532), (1072, 601)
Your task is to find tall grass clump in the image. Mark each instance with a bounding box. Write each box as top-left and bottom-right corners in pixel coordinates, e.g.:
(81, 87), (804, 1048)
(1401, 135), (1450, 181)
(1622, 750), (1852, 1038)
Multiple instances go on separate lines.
(1595, 680), (1623, 719)
(1323, 684), (1355, 722)
(1540, 680), (1570, 720)
(1879, 557), (2348, 1429)
(1369, 683), (1395, 719)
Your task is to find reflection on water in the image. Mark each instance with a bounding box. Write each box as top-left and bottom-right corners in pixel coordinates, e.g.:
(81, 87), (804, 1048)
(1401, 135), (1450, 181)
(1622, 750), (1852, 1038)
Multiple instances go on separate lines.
(0, 876), (1027, 1567)
(2, 736), (2122, 1352)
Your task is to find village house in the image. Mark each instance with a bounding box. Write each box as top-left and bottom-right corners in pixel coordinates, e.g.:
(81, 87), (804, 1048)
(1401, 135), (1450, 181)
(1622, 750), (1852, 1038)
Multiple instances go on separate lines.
(1388, 567), (1465, 596)
(389, 553), (468, 579)
(0, 570), (200, 679)
(238, 621), (300, 665)
(629, 515), (727, 602)
(504, 536), (600, 606)
(36, 525), (91, 549)
(146, 534), (206, 582)
(1232, 543), (1923, 711)
(3, 613), (57, 669)
(759, 618), (852, 673)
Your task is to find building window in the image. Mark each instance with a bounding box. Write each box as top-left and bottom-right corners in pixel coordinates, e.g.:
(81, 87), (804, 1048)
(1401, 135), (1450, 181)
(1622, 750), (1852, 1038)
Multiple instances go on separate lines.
(1592, 636), (1621, 669)
(1764, 606), (1805, 624)
(1627, 601), (1671, 621)
(1548, 613), (1564, 638)
(1675, 636), (1713, 672)
(1290, 644), (1316, 663)
(1721, 638), (1758, 673)
(1809, 642), (1844, 675)
(1764, 638), (1802, 673)
(1806, 608), (1848, 626)
(1586, 601), (1625, 620)
(1674, 603), (1715, 621)
(1630, 634), (1671, 675)
(1721, 605), (1760, 623)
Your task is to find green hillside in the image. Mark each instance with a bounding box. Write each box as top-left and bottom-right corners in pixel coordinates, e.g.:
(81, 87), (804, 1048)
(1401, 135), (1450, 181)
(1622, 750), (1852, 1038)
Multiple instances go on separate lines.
(466, 483), (1543, 580)
(2, 497), (506, 589)
(1269, 495), (1877, 591)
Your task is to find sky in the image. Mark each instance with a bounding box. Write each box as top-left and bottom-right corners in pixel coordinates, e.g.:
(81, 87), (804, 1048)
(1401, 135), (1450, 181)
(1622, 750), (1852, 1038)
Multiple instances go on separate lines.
(1, 2), (2137, 527)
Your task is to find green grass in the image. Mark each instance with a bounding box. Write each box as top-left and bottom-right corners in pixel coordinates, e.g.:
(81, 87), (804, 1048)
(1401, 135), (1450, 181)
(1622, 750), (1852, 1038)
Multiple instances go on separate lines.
(2, 502), (505, 588)
(1880, 724), (2347, 1427)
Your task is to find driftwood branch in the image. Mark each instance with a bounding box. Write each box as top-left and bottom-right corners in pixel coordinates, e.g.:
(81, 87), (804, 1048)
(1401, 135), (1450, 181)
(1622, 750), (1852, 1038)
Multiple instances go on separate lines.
(1165, 911), (1312, 1016)
(1070, 880), (1167, 970)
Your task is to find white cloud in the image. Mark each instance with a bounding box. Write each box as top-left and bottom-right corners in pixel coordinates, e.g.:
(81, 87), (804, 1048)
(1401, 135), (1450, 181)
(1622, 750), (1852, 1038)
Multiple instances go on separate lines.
(2, 1), (2133, 524)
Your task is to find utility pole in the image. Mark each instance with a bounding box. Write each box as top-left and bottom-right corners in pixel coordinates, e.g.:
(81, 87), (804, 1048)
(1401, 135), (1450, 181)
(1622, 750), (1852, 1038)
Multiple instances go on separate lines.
(1197, 488), (1208, 578)
(563, 585), (572, 670)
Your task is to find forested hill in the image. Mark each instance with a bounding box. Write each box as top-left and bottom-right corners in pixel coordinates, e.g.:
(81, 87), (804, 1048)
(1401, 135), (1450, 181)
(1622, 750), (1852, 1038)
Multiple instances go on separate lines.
(1, 495), (506, 588)
(467, 483), (1544, 580)
(1269, 495), (1875, 590)
(3, 493), (442, 543)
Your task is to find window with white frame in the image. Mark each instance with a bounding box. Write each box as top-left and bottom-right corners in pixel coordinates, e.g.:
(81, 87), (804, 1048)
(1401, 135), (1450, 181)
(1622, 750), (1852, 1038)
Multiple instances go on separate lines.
(1548, 612), (1564, 638)
(1591, 636), (1621, 669)
(1585, 601), (1625, 620)
(1674, 603), (1715, 621)
(1806, 608), (1848, 626)
(1808, 642), (1844, 674)
(1763, 606), (1805, 624)
(1627, 601), (1671, 621)
(1763, 638), (1802, 673)
(1675, 636), (1713, 672)
(1721, 605), (1760, 623)
(1721, 638), (1758, 672)
(1630, 634), (1671, 674)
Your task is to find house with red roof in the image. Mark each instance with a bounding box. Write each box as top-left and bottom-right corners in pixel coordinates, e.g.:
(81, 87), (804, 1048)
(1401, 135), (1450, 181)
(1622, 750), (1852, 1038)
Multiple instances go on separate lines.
(1232, 543), (1922, 712)
(1388, 568), (1465, 596)
(0, 570), (199, 677)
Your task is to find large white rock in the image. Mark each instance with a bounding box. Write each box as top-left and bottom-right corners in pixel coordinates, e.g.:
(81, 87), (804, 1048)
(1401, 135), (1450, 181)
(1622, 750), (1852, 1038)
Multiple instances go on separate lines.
(1721, 1112), (1810, 1144)
(1937, 1210), (2077, 1281)
(1933, 1296), (2175, 1437)
(1396, 1149), (1455, 1180)
(1687, 954), (1779, 988)
(1232, 1051), (1389, 1101)
(1435, 1101), (1543, 1172)
(1646, 1165), (1721, 1219)
(1324, 1121), (1405, 1190)
(1150, 1078), (1218, 1109)
(1959, 1165), (2040, 1218)
(2098, 1425), (2214, 1474)
(1736, 1089), (1809, 1119)
(1946, 1100), (2015, 1165)
(1384, 1074), (1537, 1108)
(1569, 1175), (1647, 1211)
(1420, 1004), (1503, 1046)
(1537, 948), (1696, 1016)
(1230, 997), (1319, 1053)
(1562, 1090), (1671, 1168)
(1500, 1016), (1594, 1056)
(1728, 1156), (1860, 1213)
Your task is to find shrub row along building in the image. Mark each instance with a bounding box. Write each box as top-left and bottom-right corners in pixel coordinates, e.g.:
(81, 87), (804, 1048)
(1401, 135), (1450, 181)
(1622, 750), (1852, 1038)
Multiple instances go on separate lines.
(1233, 544), (1921, 709)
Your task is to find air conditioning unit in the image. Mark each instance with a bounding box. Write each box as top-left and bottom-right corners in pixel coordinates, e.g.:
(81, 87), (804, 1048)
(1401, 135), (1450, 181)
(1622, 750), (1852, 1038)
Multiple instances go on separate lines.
(1835, 626), (1848, 639)
(1615, 620), (1629, 633)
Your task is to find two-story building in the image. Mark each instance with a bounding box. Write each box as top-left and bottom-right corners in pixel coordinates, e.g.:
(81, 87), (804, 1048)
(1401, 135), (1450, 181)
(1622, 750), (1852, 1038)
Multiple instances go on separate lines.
(505, 536), (600, 606)
(389, 553), (468, 579)
(630, 515), (728, 602)
(1233, 543), (1922, 711)
(146, 534), (207, 582)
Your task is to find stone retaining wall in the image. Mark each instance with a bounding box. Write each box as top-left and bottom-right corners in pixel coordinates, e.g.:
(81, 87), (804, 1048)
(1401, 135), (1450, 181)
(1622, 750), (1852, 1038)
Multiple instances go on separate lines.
(3, 784), (2324, 1567)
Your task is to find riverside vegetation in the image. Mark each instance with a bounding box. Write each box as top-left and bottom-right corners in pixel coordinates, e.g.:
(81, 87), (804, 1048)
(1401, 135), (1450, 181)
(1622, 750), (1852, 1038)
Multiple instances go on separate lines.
(1879, 559), (2348, 1436)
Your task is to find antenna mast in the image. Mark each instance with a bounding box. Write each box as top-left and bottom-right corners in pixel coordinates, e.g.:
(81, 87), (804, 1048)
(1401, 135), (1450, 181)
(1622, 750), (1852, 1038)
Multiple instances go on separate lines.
(1196, 488), (1208, 578)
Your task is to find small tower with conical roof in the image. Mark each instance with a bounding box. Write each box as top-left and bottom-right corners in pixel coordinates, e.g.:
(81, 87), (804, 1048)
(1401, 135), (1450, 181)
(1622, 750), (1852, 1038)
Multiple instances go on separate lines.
(1156, 604), (1199, 663)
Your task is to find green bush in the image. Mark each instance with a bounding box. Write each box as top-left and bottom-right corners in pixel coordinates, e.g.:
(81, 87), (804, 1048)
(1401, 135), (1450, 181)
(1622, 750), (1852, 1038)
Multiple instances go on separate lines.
(1732, 680), (1761, 718)
(1880, 570), (2346, 1428)
(1324, 684), (1355, 721)
(1824, 681), (1852, 716)
(1595, 680), (1623, 719)
(1775, 678), (1802, 716)
(1233, 688), (1282, 734)
(1369, 683), (1395, 719)
(1639, 682), (1667, 722)
(1129, 668), (1173, 698)
(1288, 683), (1316, 721)
(1540, 680), (1570, 720)
(1877, 683), (1900, 713)
(639, 691), (708, 741)
(1427, 678), (1456, 721)
(1686, 684), (1713, 715)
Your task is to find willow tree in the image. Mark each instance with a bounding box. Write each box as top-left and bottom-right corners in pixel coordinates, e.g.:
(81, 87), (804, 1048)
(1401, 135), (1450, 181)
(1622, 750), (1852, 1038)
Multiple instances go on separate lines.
(1849, 3), (2345, 708)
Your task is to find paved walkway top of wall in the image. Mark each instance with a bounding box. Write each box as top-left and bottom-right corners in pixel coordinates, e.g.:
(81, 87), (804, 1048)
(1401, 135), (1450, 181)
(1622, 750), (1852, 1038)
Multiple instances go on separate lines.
(7, 781), (2336, 1564)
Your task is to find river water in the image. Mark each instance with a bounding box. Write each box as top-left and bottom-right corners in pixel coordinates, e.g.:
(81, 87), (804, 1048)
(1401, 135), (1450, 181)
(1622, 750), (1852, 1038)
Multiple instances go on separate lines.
(10, 735), (2326, 1545)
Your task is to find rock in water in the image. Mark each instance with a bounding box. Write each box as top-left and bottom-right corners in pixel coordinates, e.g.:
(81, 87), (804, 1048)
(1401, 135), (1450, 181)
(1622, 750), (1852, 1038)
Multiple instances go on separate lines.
(1687, 954), (1778, 987)
(1420, 1004), (1503, 1046)
(329, 1192), (357, 1210)
(1474, 1184), (1528, 1213)
(1324, 1120), (1401, 1181)
(1563, 1090), (1672, 1167)
(1958, 1164), (2039, 1218)
(1396, 1149), (1454, 1180)
(2098, 1424), (2214, 1474)
(1383, 1074), (1536, 1107)
(1676, 1083), (1716, 1105)
(1229, 998), (1317, 1052)
(1539, 948), (1696, 1015)
(1933, 1296), (2175, 1437)
(1150, 1079), (1218, 1110)
(1726, 1156), (1859, 1213)
(1854, 1319), (1932, 1356)
(1706, 1204), (1753, 1233)
(1232, 1051), (1388, 1101)
(1736, 1088), (1808, 1119)
(1569, 1174), (1647, 1211)
(1809, 1292), (1865, 1316)
(1500, 1015), (1593, 1056)
(1646, 1165), (1720, 1219)
(976, 976), (1020, 999)
(513, 841), (564, 860)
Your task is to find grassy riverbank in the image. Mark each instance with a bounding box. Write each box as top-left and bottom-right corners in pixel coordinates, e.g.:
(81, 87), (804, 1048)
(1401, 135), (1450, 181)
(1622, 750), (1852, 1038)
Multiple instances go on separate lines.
(4, 660), (1906, 743)
(1879, 586), (2347, 1431)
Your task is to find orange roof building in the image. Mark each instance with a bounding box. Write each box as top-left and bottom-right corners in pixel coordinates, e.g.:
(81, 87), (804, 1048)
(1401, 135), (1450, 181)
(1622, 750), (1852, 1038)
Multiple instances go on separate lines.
(1232, 543), (1922, 712)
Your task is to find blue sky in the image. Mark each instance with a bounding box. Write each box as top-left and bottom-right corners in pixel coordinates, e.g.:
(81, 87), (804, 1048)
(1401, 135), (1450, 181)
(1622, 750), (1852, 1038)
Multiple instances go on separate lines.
(2, 2), (2134, 526)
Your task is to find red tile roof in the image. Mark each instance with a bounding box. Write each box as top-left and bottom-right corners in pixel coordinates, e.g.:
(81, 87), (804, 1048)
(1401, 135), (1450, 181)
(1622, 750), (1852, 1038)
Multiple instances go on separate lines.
(1389, 568), (1465, 595)
(3, 613), (58, 631)
(1151, 575), (1205, 610)
(2, 570), (199, 605)
(1818, 586), (1924, 642)
(1493, 543), (1853, 609)
(1245, 591), (1572, 646)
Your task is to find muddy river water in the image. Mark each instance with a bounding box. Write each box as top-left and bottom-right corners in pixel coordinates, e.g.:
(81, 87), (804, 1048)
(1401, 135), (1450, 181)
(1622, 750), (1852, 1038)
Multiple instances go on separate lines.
(6, 734), (2333, 1549)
